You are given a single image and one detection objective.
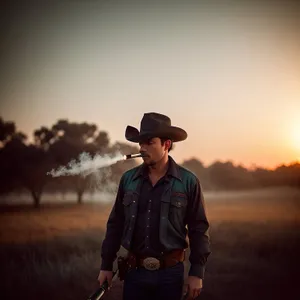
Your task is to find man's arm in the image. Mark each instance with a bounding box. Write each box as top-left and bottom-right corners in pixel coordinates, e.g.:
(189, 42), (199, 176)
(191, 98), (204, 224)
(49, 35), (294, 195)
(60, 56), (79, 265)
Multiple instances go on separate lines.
(100, 176), (125, 271)
(186, 177), (211, 279)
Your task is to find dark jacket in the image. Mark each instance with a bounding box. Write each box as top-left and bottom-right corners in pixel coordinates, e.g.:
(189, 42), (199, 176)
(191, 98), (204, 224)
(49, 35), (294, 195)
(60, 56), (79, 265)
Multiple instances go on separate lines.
(101, 156), (211, 279)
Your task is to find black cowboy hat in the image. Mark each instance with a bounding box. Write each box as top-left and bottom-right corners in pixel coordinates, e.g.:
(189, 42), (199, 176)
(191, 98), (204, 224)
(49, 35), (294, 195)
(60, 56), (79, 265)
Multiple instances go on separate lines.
(125, 112), (187, 143)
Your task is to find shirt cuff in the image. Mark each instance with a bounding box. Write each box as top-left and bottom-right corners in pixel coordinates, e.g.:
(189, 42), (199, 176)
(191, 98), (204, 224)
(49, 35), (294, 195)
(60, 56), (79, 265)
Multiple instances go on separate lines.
(100, 259), (114, 271)
(188, 264), (205, 279)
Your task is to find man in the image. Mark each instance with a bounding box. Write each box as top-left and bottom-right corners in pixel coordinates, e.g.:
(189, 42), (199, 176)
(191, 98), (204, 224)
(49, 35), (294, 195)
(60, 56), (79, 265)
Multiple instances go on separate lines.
(98, 112), (211, 300)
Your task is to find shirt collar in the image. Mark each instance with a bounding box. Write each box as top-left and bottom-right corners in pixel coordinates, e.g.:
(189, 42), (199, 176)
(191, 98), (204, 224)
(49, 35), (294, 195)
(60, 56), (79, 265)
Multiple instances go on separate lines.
(132, 155), (182, 181)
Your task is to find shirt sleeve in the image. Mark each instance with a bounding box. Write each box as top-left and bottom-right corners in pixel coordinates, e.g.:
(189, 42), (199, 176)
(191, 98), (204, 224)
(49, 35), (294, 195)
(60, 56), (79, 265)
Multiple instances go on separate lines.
(186, 177), (211, 279)
(100, 176), (125, 271)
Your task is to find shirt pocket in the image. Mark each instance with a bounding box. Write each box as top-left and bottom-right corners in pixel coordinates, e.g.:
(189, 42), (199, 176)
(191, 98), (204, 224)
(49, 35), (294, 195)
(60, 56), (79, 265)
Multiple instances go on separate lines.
(122, 192), (135, 206)
(169, 192), (187, 228)
(122, 192), (138, 221)
(170, 192), (187, 208)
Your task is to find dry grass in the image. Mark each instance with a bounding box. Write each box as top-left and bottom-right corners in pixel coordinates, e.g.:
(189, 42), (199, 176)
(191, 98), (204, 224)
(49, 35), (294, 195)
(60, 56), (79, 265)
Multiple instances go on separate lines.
(0, 203), (112, 243)
(0, 187), (299, 300)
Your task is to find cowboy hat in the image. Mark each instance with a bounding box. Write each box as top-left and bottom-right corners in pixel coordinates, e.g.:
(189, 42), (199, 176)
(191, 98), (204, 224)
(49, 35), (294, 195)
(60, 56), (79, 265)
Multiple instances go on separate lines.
(125, 112), (187, 143)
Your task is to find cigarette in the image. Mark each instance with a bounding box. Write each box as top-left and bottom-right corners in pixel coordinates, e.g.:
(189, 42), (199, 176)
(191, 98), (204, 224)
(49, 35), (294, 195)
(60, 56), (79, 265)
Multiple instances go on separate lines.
(123, 153), (145, 160)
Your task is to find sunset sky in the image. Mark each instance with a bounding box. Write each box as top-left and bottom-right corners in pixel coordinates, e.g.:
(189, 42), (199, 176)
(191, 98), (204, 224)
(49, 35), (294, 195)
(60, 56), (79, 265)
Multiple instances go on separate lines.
(1, 0), (299, 169)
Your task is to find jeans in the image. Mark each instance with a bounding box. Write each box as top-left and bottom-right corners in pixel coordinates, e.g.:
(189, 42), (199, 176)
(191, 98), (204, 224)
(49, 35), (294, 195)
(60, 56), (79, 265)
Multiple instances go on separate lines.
(123, 261), (185, 300)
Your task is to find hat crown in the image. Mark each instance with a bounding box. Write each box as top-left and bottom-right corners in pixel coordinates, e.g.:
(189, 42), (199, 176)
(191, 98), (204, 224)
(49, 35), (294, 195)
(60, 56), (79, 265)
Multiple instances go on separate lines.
(125, 112), (187, 143)
(140, 113), (171, 132)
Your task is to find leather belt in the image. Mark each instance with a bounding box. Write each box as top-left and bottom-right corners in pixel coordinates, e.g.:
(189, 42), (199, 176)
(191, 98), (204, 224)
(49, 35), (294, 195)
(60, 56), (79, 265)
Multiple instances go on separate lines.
(127, 249), (185, 271)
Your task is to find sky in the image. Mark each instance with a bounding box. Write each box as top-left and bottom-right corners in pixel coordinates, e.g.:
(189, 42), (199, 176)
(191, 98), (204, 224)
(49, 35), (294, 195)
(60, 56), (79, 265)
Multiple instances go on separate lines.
(1, 0), (300, 169)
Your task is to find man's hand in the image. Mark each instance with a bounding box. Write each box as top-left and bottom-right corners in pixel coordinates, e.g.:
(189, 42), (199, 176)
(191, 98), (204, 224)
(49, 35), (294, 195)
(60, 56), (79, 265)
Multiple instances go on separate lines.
(185, 276), (203, 299)
(97, 270), (113, 290)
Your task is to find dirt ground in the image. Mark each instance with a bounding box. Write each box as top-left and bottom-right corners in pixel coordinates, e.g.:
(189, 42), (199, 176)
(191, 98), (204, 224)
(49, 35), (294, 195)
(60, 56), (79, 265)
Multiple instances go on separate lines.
(0, 187), (299, 300)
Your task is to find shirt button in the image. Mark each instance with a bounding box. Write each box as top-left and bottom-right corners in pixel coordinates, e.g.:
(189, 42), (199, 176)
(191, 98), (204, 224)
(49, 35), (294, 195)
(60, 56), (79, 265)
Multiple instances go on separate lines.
(149, 199), (152, 202)
(132, 215), (135, 218)
(148, 210), (150, 212)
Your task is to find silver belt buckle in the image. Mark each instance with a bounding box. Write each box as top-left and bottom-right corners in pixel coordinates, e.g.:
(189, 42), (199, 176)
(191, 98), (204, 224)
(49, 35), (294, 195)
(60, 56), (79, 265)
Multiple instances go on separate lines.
(143, 257), (160, 270)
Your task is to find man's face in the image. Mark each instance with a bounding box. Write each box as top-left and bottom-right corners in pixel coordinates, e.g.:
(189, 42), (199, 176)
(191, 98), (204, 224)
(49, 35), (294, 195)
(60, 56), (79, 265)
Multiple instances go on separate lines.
(139, 137), (171, 166)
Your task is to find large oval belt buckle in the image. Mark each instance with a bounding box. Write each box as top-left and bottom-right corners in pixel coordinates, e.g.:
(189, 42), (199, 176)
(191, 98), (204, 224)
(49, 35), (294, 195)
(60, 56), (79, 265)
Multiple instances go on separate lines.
(143, 257), (160, 270)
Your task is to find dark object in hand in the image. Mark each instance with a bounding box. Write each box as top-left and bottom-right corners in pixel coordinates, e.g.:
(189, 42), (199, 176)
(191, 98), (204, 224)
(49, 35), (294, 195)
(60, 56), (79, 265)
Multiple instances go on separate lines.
(87, 271), (117, 300)
(87, 280), (109, 300)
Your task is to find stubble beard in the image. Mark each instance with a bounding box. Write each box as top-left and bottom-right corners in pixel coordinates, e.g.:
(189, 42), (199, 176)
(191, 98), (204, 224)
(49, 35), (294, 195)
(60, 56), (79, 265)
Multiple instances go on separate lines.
(144, 159), (156, 167)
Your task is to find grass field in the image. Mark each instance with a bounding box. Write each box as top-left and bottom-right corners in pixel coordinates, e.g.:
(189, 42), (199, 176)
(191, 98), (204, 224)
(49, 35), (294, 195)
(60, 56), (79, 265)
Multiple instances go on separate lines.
(0, 187), (299, 300)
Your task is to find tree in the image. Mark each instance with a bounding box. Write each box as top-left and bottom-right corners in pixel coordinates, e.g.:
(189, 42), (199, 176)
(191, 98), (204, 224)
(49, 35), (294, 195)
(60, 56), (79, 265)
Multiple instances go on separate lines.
(251, 167), (275, 188)
(0, 118), (30, 199)
(207, 160), (256, 190)
(94, 131), (110, 153)
(33, 120), (140, 204)
(0, 139), (19, 195)
(18, 145), (52, 207)
(46, 119), (112, 204)
(0, 117), (27, 146)
(34, 126), (55, 150)
(0, 117), (16, 143)
(273, 162), (300, 187)
(0, 138), (52, 207)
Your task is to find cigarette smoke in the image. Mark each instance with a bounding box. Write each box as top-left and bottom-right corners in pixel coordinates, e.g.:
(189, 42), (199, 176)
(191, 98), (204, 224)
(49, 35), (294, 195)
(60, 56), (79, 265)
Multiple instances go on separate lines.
(47, 151), (125, 178)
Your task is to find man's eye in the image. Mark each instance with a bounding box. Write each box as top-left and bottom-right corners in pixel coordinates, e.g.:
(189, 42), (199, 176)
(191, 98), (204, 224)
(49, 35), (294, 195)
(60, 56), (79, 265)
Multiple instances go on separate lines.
(139, 139), (154, 145)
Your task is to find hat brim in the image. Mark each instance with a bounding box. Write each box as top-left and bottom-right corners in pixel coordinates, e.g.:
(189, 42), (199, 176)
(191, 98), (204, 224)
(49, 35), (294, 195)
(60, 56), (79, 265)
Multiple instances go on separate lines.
(125, 125), (187, 143)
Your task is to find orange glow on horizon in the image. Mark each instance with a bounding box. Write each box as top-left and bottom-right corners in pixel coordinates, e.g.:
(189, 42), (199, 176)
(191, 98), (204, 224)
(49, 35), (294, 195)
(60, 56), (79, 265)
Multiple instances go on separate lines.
(291, 126), (300, 151)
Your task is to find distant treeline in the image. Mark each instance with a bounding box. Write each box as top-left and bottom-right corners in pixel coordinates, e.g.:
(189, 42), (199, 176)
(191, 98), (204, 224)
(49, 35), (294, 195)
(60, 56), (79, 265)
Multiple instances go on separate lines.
(0, 117), (299, 207)
(181, 158), (300, 191)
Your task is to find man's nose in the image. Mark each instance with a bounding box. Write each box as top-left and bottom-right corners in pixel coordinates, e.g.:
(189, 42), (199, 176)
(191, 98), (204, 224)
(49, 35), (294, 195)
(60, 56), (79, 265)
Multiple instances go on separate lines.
(139, 143), (147, 152)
